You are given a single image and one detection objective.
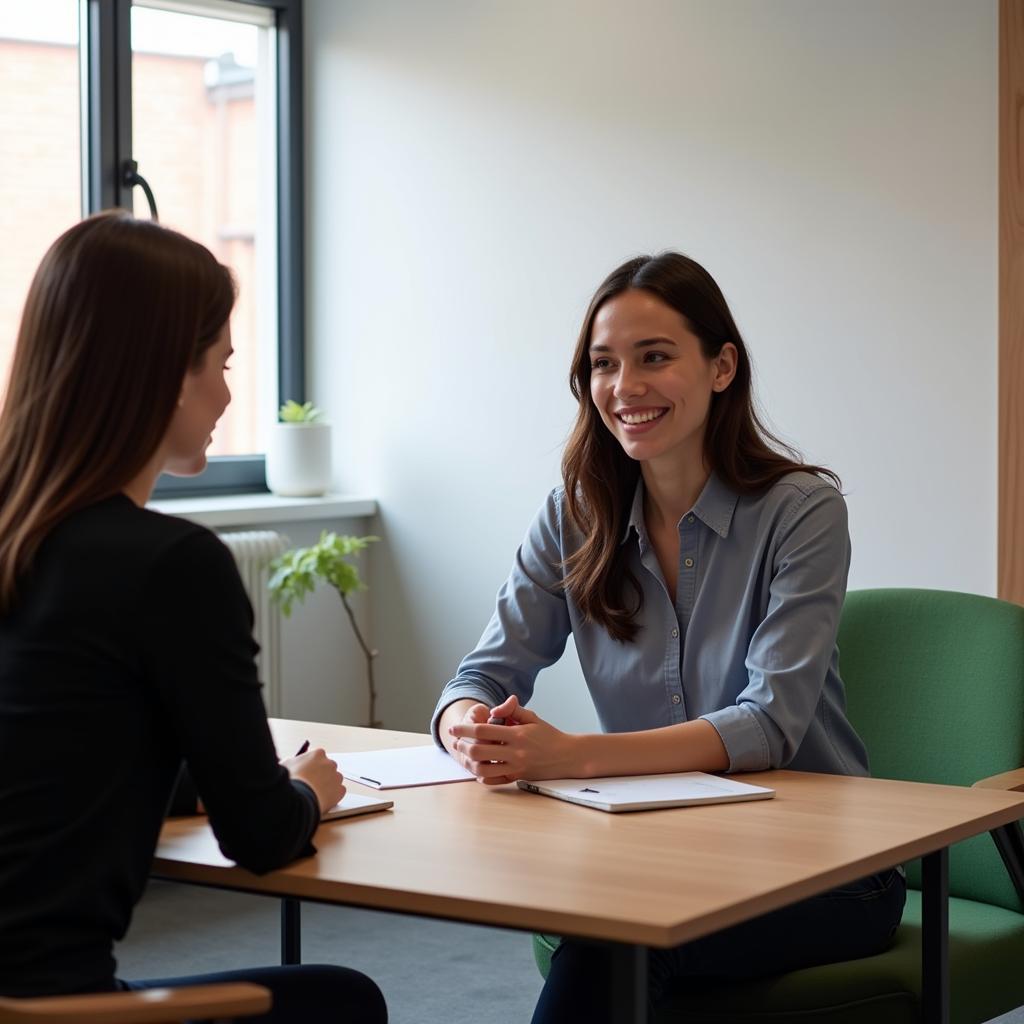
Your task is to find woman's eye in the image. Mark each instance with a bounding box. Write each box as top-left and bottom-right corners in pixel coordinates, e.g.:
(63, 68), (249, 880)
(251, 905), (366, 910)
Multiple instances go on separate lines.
(591, 357), (612, 371)
(644, 351), (668, 363)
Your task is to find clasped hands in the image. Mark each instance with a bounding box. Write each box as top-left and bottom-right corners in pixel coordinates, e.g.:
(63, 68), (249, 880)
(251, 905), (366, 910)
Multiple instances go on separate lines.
(446, 694), (577, 785)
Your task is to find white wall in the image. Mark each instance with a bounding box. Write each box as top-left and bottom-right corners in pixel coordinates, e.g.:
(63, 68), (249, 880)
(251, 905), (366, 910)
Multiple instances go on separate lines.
(306, 0), (997, 733)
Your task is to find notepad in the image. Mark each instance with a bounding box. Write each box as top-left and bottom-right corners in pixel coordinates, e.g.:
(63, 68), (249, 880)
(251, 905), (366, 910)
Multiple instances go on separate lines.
(322, 791), (394, 820)
(517, 772), (775, 813)
(329, 746), (475, 789)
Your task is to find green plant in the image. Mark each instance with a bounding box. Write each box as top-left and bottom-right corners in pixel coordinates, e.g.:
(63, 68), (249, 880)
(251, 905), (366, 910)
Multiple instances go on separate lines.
(278, 399), (325, 423)
(269, 531), (382, 727)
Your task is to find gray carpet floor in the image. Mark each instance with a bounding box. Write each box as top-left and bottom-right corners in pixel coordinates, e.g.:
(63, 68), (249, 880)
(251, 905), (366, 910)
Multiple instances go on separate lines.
(117, 879), (543, 1023)
(118, 880), (1024, 1023)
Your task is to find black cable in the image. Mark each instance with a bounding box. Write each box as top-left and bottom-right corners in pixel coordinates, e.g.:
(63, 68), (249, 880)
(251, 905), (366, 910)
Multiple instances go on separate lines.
(122, 159), (159, 221)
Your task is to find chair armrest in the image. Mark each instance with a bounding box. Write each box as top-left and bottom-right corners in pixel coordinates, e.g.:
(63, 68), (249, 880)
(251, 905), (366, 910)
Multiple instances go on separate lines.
(0, 982), (271, 1024)
(973, 768), (1024, 792)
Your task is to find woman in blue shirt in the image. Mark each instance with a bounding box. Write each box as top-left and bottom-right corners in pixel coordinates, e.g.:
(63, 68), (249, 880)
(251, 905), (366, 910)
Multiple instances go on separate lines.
(432, 252), (904, 1021)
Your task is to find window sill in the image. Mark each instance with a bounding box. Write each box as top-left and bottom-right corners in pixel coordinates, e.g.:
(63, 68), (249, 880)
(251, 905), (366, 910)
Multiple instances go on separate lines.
(148, 492), (378, 530)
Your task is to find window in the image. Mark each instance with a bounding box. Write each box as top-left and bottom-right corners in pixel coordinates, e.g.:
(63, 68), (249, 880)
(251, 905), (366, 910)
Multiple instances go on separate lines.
(131, 2), (277, 463)
(0, 0), (304, 495)
(0, 1), (82, 403)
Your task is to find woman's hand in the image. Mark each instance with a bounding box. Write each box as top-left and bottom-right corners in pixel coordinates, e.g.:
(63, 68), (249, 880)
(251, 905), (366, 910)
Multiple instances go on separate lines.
(282, 747), (345, 815)
(448, 694), (581, 785)
(443, 700), (515, 785)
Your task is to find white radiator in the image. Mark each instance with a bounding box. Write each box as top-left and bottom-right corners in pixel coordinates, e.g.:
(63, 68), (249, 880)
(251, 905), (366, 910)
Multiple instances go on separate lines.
(217, 530), (289, 716)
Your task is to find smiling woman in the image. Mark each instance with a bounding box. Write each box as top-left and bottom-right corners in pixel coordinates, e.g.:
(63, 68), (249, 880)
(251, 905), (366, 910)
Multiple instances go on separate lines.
(588, 291), (734, 455)
(585, 289), (739, 605)
(429, 251), (904, 1022)
(561, 252), (839, 642)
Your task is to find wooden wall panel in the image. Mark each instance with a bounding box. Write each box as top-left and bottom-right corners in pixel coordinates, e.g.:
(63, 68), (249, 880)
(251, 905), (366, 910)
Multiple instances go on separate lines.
(1000, 0), (1024, 603)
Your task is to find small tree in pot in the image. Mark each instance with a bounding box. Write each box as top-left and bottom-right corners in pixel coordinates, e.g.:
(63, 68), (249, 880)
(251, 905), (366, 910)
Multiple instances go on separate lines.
(268, 531), (381, 727)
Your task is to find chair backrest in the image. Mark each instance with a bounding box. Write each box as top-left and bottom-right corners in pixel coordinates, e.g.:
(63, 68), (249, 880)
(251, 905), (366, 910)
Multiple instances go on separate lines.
(838, 588), (1024, 910)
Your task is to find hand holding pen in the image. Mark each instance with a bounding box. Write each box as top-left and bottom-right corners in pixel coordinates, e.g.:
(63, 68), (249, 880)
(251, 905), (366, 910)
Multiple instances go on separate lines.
(486, 693), (523, 729)
(449, 693), (576, 784)
(283, 739), (345, 814)
(448, 694), (524, 785)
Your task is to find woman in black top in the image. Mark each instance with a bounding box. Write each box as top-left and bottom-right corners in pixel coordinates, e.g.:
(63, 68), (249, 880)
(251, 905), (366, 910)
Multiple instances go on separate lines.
(0, 212), (386, 1022)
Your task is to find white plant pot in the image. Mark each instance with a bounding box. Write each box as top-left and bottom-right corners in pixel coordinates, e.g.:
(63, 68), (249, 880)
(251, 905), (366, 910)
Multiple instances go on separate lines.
(266, 422), (332, 497)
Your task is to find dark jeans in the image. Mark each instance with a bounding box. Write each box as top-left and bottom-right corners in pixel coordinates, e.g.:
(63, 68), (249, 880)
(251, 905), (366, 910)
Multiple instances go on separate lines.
(120, 964), (386, 1024)
(532, 868), (906, 1024)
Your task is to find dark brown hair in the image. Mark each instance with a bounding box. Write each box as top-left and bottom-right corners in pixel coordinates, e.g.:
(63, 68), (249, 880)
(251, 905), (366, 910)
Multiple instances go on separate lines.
(0, 211), (235, 612)
(561, 252), (839, 642)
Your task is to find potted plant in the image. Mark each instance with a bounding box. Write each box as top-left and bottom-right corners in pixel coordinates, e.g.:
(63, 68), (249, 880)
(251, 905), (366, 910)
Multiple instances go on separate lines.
(268, 531), (382, 727)
(265, 400), (331, 497)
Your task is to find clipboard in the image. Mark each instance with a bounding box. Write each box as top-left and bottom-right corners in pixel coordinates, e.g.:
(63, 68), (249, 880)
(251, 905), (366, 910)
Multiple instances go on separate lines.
(517, 771), (774, 813)
(322, 791), (394, 820)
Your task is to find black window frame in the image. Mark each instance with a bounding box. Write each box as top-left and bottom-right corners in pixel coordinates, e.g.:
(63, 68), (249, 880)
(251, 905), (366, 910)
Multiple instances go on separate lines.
(82, 0), (305, 497)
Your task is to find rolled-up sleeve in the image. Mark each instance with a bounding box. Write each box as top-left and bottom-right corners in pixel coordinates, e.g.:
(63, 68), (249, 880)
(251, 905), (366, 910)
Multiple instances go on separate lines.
(701, 485), (850, 771)
(430, 490), (573, 745)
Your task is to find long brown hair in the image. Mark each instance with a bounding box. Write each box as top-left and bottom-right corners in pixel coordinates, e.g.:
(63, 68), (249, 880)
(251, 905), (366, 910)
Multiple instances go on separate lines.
(562, 252), (839, 642)
(0, 211), (235, 613)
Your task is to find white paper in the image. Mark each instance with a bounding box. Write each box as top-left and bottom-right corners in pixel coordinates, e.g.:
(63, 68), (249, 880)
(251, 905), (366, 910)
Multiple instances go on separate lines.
(322, 791), (394, 820)
(330, 745), (475, 789)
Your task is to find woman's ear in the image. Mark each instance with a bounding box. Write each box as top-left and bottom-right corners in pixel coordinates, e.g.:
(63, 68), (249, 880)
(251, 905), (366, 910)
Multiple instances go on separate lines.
(712, 343), (738, 393)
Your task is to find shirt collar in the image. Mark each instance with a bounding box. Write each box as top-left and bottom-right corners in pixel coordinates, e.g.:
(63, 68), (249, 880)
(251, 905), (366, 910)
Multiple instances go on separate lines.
(621, 477), (646, 545)
(692, 472), (740, 538)
(620, 471), (739, 544)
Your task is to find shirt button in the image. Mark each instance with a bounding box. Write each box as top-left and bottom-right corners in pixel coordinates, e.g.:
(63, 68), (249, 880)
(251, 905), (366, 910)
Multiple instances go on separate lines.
(671, 694), (682, 705)
(687, 515), (695, 523)
(671, 627), (679, 638)
(684, 557), (694, 568)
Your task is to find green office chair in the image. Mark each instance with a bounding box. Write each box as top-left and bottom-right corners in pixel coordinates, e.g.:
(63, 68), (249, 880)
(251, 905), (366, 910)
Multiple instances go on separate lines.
(533, 588), (1024, 1023)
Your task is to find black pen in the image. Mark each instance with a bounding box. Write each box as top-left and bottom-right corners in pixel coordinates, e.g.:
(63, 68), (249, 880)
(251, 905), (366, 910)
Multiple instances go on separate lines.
(486, 716), (507, 765)
(295, 740), (310, 756)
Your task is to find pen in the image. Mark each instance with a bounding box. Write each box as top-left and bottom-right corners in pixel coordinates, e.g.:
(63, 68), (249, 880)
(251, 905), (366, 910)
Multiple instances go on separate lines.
(486, 715), (507, 766)
(295, 740), (310, 756)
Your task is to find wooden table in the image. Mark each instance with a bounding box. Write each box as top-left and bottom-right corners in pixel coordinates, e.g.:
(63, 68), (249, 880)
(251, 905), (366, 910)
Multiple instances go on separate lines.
(153, 720), (1024, 1023)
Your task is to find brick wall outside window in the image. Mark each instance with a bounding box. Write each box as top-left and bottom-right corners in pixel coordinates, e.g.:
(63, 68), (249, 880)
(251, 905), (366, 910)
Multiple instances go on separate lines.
(0, 38), (262, 457)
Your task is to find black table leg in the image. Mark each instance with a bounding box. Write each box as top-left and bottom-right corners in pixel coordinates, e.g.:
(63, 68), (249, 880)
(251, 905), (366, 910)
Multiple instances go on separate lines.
(610, 944), (647, 1023)
(281, 897), (301, 965)
(921, 848), (949, 1024)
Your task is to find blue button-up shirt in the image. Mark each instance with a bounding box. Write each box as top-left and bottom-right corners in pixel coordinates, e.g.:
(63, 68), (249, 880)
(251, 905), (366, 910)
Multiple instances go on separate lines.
(432, 471), (868, 776)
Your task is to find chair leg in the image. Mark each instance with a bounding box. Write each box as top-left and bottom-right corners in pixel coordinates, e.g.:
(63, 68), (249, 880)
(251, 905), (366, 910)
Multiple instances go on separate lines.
(990, 822), (1024, 905)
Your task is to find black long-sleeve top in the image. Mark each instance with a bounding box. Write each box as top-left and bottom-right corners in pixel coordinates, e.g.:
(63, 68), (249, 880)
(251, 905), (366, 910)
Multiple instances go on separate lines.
(0, 495), (320, 996)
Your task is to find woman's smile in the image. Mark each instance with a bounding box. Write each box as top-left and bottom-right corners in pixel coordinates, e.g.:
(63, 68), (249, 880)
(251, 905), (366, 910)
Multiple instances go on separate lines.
(614, 406), (669, 432)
